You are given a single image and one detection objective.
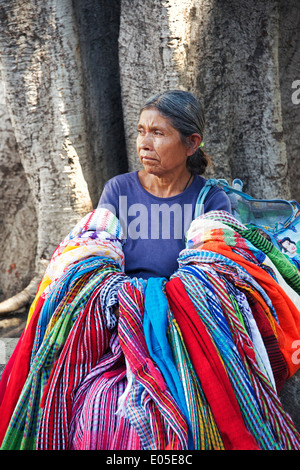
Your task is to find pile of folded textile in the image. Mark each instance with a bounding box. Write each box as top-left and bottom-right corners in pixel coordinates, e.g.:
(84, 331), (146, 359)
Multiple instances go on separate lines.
(1, 208), (300, 450)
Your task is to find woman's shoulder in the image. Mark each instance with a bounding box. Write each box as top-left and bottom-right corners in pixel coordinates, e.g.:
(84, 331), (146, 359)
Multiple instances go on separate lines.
(192, 174), (206, 187)
(99, 172), (141, 210)
(187, 174), (207, 195)
(105, 171), (138, 189)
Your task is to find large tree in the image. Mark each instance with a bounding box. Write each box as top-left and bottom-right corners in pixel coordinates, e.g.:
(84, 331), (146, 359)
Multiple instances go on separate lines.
(0, 0), (126, 310)
(1, 0), (299, 311)
(0, 0), (300, 427)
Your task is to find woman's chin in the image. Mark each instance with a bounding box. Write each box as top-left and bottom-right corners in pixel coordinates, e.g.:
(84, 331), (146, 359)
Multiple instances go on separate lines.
(141, 159), (160, 173)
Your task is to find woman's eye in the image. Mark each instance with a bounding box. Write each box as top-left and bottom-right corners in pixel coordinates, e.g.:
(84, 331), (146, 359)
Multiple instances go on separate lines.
(137, 128), (163, 136)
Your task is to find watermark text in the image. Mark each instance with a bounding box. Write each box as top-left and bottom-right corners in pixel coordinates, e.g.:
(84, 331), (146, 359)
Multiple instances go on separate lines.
(292, 80), (300, 104)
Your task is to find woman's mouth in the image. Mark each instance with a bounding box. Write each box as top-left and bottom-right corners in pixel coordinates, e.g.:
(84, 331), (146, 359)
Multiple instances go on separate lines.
(140, 155), (157, 162)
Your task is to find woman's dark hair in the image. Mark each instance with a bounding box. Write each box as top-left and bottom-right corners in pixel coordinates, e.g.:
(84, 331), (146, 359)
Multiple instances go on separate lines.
(140, 90), (210, 175)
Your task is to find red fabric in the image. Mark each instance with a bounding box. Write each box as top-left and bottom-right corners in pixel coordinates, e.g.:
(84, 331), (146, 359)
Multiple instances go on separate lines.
(245, 292), (288, 392)
(0, 295), (44, 446)
(117, 281), (188, 450)
(37, 287), (110, 449)
(165, 276), (259, 450)
(201, 241), (300, 377)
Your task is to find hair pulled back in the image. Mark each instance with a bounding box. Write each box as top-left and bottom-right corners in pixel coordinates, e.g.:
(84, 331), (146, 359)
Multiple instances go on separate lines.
(140, 90), (210, 175)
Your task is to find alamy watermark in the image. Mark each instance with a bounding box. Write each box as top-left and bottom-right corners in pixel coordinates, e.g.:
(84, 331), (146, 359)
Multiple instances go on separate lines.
(291, 340), (300, 365)
(0, 338), (19, 365)
(100, 197), (196, 240)
(292, 80), (300, 104)
(1, 339), (300, 368)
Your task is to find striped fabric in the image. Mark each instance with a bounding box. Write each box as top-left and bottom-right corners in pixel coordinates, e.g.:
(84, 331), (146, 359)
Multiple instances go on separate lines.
(244, 292), (288, 393)
(1, 260), (124, 450)
(1, 208), (300, 450)
(167, 312), (224, 449)
(117, 280), (189, 450)
(35, 269), (127, 450)
(143, 277), (194, 448)
(25, 208), (125, 327)
(166, 276), (260, 450)
(173, 264), (300, 449)
(238, 227), (300, 295)
(31, 257), (103, 364)
(191, 210), (300, 294)
(68, 334), (141, 450)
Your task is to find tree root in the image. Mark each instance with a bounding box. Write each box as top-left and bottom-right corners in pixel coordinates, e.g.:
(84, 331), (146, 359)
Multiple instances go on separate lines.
(0, 277), (40, 314)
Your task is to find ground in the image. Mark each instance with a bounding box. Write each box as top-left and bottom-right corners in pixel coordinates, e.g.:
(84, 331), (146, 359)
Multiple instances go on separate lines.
(0, 308), (28, 378)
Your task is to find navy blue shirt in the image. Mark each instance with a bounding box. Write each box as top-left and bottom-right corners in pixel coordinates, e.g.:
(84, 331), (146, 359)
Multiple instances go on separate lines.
(98, 171), (231, 279)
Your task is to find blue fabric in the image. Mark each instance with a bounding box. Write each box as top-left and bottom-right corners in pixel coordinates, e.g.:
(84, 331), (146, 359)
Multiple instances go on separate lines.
(98, 171), (231, 279)
(178, 249), (279, 323)
(143, 277), (194, 449)
(173, 268), (283, 449)
(182, 265), (275, 389)
(30, 257), (108, 364)
(179, 265), (233, 341)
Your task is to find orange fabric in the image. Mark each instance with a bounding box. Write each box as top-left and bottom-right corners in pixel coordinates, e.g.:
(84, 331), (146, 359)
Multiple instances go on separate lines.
(201, 241), (300, 377)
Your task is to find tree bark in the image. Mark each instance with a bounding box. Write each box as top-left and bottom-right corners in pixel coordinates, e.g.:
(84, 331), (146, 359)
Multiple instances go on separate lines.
(278, 0), (300, 202)
(0, 0), (299, 302)
(196, 0), (291, 199)
(0, 76), (37, 302)
(119, 0), (291, 199)
(0, 0), (95, 311)
(119, 0), (203, 171)
(72, 0), (128, 207)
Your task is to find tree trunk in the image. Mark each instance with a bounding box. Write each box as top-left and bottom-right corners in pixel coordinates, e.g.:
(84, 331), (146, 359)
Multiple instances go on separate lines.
(119, 0), (291, 199)
(0, 0), (299, 300)
(0, 1), (93, 275)
(0, 0), (128, 309)
(278, 0), (300, 202)
(196, 0), (291, 199)
(0, 76), (37, 301)
(119, 0), (197, 172)
(72, 0), (128, 207)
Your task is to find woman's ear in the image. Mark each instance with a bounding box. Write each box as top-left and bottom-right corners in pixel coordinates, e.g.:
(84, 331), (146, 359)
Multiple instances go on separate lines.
(186, 133), (202, 156)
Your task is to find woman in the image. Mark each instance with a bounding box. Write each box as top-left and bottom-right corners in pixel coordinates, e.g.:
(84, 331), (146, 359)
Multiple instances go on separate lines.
(99, 90), (231, 279)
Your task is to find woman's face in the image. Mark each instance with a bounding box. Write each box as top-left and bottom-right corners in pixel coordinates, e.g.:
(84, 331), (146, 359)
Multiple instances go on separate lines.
(136, 108), (190, 177)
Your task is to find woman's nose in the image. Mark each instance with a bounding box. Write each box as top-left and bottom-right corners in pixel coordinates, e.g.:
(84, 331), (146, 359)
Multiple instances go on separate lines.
(139, 132), (153, 149)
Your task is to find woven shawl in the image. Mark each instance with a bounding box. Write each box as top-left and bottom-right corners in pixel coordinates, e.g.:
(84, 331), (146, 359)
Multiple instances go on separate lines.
(1, 208), (300, 450)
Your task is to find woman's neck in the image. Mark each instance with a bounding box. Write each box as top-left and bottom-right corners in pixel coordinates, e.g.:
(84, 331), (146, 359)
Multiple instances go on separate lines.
(138, 169), (193, 198)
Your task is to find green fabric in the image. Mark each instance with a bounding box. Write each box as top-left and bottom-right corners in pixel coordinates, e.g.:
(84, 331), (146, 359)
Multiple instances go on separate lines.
(167, 310), (224, 449)
(237, 227), (300, 296)
(1, 261), (118, 450)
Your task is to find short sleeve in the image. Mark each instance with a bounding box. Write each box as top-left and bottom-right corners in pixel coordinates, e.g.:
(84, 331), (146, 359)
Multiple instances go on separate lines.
(97, 178), (120, 217)
(204, 187), (231, 213)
